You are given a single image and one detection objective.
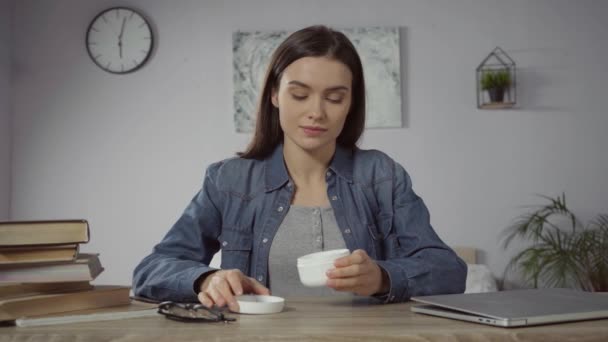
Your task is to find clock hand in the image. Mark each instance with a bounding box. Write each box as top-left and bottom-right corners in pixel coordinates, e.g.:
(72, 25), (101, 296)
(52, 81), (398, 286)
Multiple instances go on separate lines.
(119, 17), (126, 40)
(118, 17), (126, 59)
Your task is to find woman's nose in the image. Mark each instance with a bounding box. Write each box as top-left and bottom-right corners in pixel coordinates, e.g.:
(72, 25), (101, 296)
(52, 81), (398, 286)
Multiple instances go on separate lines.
(307, 97), (325, 120)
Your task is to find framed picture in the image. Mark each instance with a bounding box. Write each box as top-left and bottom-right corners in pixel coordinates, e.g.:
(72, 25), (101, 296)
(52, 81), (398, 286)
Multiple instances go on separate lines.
(233, 27), (403, 132)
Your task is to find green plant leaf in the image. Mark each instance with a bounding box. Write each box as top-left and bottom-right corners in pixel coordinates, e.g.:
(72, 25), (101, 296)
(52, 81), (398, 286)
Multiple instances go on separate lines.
(501, 193), (607, 291)
(480, 69), (511, 90)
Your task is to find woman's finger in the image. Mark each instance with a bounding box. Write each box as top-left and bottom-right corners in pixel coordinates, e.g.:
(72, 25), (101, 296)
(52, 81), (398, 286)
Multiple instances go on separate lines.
(205, 286), (226, 308)
(225, 270), (245, 296)
(197, 291), (214, 308)
(213, 276), (238, 311)
(333, 249), (368, 267)
(243, 277), (271, 295)
(352, 249), (369, 263)
(326, 277), (359, 290)
(327, 263), (366, 279)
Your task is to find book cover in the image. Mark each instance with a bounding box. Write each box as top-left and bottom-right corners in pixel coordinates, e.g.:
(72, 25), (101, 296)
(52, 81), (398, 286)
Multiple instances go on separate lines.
(0, 244), (79, 265)
(0, 281), (93, 299)
(14, 299), (158, 327)
(0, 220), (90, 247)
(0, 285), (131, 321)
(0, 253), (104, 284)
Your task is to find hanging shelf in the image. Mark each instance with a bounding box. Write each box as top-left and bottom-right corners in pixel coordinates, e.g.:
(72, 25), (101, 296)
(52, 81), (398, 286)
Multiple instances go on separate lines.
(476, 47), (516, 109)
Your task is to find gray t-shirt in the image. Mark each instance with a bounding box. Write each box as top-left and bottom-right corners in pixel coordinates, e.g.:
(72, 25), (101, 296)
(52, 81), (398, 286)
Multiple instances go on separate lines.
(268, 205), (352, 298)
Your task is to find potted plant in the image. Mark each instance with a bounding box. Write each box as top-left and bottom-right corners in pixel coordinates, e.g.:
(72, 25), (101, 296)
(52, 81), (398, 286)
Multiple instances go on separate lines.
(502, 193), (608, 292)
(480, 69), (511, 103)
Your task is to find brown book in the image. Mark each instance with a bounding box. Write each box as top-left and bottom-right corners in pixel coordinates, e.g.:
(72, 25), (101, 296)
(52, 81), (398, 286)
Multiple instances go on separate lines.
(0, 285), (130, 321)
(0, 281), (93, 299)
(0, 254), (103, 284)
(0, 220), (90, 247)
(0, 244), (79, 265)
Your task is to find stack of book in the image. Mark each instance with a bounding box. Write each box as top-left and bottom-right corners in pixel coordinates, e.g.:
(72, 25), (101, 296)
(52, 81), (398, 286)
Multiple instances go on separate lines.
(0, 220), (132, 323)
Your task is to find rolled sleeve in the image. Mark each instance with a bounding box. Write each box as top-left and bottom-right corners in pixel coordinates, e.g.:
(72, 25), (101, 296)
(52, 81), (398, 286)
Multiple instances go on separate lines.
(374, 260), (408, 303)
(373, 161), (467, 302)
(132, 164), (224, 302)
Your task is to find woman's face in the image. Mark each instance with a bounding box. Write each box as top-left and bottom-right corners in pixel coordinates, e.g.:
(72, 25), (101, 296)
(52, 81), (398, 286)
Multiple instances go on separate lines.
(272, 56), (352, 154)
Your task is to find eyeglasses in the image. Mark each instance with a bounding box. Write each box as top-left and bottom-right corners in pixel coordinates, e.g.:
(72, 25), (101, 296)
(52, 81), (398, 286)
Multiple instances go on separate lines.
(157, 301), (237, 323)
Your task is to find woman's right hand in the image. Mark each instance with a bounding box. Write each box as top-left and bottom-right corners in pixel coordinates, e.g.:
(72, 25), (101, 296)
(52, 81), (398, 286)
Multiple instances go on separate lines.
(198, 269), (270, 312)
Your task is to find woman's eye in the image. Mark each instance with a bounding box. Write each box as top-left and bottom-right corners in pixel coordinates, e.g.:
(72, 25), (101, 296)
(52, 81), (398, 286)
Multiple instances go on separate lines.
(326, 97), (344, 104)
(291, 94), (308, 101)
(290, 94), (344, 103)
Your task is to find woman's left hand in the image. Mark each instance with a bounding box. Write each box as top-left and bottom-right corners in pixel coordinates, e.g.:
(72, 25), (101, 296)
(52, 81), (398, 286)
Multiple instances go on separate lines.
(326, 249), (390, 296)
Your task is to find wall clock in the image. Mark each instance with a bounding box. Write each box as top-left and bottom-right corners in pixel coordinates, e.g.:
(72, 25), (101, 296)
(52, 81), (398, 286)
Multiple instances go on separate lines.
(86, 7), (154, 74)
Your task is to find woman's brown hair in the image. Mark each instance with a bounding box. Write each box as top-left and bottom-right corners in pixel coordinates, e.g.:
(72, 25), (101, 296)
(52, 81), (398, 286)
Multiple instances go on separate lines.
(239, 25), (366, 159)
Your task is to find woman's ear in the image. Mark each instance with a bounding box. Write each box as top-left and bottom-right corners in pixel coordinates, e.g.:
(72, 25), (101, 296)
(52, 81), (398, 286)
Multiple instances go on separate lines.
(271, 89), (279, 108)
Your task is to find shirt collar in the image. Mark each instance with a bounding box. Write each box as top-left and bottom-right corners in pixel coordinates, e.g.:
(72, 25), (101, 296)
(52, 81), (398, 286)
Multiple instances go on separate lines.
(264, 144), (354, 192)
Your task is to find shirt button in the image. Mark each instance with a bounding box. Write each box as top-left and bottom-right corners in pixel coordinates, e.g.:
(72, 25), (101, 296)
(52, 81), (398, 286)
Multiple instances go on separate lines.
(344, 229), (351, 234)
(331, 195), (338, 201)
(287, 182), (293, 188)
(262, 238), (268, 243)
(257, 275), (264, 282)
(326, 171), (332, 178)
(277, 206), (284, 212)
(222, 241), (228, 246)
(390, 296), (395, 301)
(316, 237), (322, 242)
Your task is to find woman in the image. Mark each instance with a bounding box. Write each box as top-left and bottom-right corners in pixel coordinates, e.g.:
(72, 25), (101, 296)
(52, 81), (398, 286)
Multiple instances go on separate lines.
(132, 25), (466, 312)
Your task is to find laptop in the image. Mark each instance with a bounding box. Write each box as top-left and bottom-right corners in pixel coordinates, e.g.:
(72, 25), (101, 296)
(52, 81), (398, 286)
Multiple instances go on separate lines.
(410, 288), (608, 327)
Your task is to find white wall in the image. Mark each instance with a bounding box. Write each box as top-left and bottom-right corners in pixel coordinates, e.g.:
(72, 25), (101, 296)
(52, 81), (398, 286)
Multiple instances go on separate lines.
(0, 0), (14, 220)
(11, 0), (608, 286)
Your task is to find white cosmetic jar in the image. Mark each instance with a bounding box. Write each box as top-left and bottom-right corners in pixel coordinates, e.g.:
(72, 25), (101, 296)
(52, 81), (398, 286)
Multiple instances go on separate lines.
(297, 249), (350, 287)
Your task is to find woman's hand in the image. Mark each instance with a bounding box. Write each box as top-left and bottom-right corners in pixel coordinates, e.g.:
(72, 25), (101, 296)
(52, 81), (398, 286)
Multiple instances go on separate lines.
(198, 269), (270, 312)
(326, 249), (390, 296)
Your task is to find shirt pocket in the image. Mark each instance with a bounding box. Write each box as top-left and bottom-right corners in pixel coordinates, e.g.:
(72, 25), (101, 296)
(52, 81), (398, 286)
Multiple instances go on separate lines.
(219, 228), (253, 275)
(383, 233), (405, 259)
(366, 214), (393, 259)
(367, 213), (393, 239)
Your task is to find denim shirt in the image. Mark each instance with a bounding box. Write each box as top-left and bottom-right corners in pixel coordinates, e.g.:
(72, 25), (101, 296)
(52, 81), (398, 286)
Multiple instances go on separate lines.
(132, 145), (467, 303)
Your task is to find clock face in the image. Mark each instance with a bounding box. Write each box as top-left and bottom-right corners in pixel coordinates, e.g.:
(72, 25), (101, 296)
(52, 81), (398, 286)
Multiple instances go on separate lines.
(86, 7), (153, 74)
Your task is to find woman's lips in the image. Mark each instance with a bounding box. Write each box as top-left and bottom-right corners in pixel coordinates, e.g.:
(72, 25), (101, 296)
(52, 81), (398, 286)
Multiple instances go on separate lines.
(301, 126), (327, 136)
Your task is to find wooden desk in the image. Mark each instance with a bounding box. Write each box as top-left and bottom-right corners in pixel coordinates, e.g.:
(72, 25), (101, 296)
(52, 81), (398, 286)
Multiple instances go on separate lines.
(2, 297), (608, 341)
